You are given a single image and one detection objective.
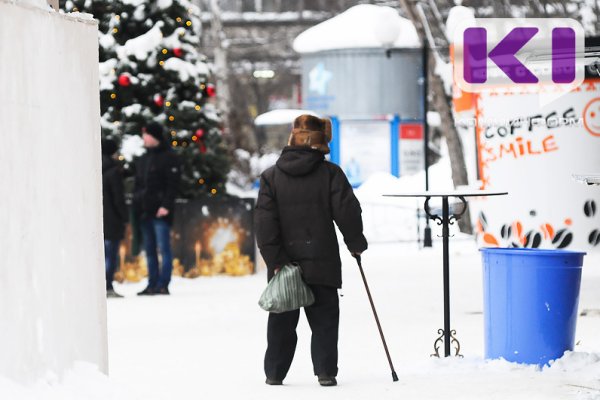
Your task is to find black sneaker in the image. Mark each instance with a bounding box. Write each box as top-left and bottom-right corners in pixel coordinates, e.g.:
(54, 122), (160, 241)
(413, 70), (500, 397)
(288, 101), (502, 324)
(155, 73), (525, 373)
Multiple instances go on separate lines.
(137, 287), (155, 296)
(265, 378), (282, 385)
(155, 287), (170, 295)
(106, 288), (123, 298)
(318, 375), (337, 387)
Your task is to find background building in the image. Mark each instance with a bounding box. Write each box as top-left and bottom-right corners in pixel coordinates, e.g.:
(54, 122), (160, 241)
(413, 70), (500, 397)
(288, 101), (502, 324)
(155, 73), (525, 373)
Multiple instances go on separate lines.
(196, 0), (401, 152)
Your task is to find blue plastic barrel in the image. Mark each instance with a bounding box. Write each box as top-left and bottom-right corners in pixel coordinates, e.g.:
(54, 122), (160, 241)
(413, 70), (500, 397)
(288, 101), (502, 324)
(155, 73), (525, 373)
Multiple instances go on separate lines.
(480, 248), (586, 365)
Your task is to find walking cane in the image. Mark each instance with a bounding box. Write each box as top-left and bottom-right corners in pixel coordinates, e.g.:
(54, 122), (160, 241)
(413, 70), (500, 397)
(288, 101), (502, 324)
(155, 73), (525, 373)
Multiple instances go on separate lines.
(354, 254), (399, 382)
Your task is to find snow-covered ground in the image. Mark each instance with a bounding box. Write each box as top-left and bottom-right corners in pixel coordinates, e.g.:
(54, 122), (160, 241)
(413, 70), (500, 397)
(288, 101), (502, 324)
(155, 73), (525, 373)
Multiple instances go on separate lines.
(3, 240), (600, 399)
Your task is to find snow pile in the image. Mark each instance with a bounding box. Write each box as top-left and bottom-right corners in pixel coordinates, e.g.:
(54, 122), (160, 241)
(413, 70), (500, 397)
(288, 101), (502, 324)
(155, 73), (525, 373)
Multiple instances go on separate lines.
(163, 57), (207, 82)
(436, 6), (476, 95)
(98, 59), (117, 90)
(38, 245), (600, 400)
(293, 4), (420, 53)
(435, 58), (453, 95)
(121, 0), (145, 6)
(157, 0), (173, 9)
(214, 11), (330, 23)
(254, 109), (319, 126)
(0, 362), (131, 400)
(121, 104), (142, 117)
(120, 134), (145, 162)
(356, 151), (458, 242)
(226, 150), (282, 197)
(427, 111), (442, 127)
(99, 32), (116, 49)
(580, 0), (598, 35)
(250, 152), (279, 175)
(445, 5), (475, 41)
(11, 0), (51, 11)
(546, 351), (600, 373)
(225, 181), (258, 199)
(3, 228), (600, 400)
(356, 154), (454, 205)
(162, 28), (187, 48)
(116, 22), (164, 61)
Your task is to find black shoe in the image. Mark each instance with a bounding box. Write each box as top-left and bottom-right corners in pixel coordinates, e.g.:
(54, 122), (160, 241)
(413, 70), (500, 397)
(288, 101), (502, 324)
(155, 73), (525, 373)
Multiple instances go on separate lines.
(318, 375), (337, 387)
(155, 287), (170, 295)
(265, 378), (282, 385)
(137, 287), (155, 296)
(106, 288), (123, 298)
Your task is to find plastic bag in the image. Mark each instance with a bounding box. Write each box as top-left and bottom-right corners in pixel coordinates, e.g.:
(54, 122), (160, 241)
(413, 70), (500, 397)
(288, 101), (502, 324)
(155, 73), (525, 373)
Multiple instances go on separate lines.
(258, 263), (315, 313)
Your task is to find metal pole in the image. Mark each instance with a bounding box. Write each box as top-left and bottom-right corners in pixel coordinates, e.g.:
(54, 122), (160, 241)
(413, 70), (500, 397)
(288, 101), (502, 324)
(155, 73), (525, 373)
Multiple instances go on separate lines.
(423, 40), (433, 247)
(442, 196), (451, 357)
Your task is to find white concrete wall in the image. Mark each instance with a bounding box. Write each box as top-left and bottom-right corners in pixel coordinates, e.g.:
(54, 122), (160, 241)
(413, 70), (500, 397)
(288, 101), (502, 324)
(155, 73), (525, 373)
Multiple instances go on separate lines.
(0, 1), (107, 383)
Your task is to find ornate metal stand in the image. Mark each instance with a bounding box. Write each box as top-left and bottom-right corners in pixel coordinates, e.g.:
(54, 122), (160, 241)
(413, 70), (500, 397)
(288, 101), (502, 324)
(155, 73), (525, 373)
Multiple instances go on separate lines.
(431, 329), (463, 358)
(424, 196), (467, 357)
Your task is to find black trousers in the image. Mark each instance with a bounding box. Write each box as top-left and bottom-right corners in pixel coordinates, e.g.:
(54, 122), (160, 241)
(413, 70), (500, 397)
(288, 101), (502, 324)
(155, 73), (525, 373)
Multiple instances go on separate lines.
(264, 284), (339, 380)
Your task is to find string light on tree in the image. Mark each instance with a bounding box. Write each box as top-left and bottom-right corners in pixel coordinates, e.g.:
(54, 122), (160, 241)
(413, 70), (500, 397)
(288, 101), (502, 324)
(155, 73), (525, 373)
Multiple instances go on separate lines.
(173, 48), (183, 57)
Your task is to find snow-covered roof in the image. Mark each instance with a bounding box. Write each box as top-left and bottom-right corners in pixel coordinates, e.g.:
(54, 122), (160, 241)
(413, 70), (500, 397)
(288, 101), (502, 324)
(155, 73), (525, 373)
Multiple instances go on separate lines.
(293, 4), (420, 54)
(254, 109), (320, 126)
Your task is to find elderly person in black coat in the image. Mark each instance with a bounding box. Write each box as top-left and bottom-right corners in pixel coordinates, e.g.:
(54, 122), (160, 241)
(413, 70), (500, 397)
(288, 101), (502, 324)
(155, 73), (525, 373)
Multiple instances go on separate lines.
(255, 114), (368, 387)
(102, 138), (128, 298)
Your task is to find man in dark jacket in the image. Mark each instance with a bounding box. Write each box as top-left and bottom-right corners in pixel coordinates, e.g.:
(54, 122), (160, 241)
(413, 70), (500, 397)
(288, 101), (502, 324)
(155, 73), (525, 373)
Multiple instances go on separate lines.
(102, 138), (128, 298)
(133, 122), (181, 295)
(255, 114), (368, 387)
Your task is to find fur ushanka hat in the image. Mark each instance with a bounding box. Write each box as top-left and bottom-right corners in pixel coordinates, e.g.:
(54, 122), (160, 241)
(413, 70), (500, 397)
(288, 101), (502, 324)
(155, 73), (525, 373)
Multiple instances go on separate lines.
(288, 114), (332, 154)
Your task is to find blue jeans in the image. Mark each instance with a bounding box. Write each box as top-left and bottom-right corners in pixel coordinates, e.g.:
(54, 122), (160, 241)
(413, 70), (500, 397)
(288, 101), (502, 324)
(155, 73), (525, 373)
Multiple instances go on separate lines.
(104, 239), (120, 290)
(140, 218), (173, 289)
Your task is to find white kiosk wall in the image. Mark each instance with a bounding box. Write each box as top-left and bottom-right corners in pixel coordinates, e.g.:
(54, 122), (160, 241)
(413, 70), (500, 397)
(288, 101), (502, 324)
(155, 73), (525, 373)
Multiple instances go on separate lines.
(471, 82), (600, 251)
(0, 2), (107, 383)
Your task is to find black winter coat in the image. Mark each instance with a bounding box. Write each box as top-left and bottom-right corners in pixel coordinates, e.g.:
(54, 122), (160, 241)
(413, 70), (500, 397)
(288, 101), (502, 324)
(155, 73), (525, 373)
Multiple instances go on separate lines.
(255, 146), (368, 288)
(102, 155), (128, 240)
(132, 145), (181, 224)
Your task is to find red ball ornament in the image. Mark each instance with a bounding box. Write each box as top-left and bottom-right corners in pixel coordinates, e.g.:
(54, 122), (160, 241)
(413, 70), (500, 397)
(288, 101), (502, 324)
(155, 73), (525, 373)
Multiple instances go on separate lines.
(173, 47), (183, 57)
(206, 83), (216, 97)
(195, 128), (204, 138)
(118, 74), (131, 87)
(153, 94), (164, 107)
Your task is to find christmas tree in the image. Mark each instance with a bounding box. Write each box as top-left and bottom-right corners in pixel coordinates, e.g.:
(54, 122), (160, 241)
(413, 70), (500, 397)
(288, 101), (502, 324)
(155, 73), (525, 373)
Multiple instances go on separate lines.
(61, 0), (231, 198)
